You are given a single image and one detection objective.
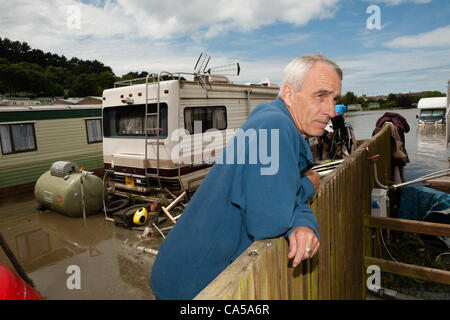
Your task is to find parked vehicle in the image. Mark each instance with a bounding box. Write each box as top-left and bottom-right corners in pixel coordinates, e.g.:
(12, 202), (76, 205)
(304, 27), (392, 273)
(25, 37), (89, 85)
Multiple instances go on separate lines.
(102, 70), (279, 197)
(417, 97), (447, 125)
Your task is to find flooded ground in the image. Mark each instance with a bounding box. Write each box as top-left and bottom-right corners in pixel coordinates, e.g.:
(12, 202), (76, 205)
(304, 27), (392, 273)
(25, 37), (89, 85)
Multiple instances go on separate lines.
(0, 192), (163, 299)
(346, 108), (449, 180)
(0, 107), (448, 300)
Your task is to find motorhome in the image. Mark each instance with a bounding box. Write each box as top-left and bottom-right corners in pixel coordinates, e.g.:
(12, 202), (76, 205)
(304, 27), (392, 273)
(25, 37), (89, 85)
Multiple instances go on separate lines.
(417, 97), (447, 125)
(102, 72), (279, 197)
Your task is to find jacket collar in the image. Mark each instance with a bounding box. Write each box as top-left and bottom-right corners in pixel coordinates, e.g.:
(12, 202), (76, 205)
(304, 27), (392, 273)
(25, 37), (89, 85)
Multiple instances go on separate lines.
(272, 97), (292, 119)
(272, 98), (314, 166)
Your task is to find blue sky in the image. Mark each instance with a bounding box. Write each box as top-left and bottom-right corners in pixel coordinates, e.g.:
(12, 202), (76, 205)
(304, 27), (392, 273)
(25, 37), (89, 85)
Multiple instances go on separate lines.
(0, 0), (449, 95)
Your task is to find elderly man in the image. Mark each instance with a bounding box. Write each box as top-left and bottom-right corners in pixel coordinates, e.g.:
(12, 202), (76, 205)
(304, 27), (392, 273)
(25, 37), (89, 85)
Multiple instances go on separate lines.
(150, 54), (342, 300)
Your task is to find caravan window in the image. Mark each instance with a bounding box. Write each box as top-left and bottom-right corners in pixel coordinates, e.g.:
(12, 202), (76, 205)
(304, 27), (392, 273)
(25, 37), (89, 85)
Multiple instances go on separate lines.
(184, 106), (227, 134)
(85, 119), (102, 143)
(0, 123), (37, 155)
(103, 103), (168, 138)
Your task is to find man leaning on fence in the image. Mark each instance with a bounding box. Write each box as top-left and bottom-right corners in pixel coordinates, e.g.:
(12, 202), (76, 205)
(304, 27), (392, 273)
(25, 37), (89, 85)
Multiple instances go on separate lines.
(150, 54), (343, 300)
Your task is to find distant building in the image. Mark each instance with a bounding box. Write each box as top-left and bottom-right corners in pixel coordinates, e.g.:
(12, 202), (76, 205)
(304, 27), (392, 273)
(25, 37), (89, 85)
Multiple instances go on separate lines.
(38, 97), (53, 105)
(53, 98), (81, 105)
(0, 96), (103, 106)
(0, 97), (41, 106)
(368, 102), (381, 110)
(75, 96), (102, 105)
(348, 104), (362, 111)
(371, 95), (388, 101)
(53, 96), (102, 105)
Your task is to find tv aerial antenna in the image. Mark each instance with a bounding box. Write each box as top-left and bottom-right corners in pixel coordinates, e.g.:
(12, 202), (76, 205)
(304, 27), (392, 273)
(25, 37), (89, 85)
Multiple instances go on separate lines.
(193, 53), (240, 88)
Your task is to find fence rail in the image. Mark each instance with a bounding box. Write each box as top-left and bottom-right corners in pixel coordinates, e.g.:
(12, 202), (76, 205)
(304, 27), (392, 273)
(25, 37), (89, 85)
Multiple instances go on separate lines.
(367, 216), (450, 237)
(195, 125), (392, 300)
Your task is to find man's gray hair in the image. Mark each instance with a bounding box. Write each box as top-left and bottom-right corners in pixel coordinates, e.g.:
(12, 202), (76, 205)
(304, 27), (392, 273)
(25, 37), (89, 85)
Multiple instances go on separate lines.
(277, 54), (343, 97)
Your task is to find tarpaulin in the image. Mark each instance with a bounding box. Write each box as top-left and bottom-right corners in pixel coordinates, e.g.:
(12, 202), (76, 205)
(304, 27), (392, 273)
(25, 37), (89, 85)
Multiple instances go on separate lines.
(398, 185), (450, 224)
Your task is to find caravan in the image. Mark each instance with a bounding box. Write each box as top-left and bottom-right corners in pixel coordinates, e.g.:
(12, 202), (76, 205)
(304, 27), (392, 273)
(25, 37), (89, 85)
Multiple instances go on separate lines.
(102, 67), (279, 198)
(417, 97), (447, 125)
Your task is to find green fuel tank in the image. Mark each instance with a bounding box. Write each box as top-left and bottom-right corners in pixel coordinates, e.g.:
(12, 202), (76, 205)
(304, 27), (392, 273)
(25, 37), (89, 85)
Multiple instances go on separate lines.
(34, 161), (105, 217)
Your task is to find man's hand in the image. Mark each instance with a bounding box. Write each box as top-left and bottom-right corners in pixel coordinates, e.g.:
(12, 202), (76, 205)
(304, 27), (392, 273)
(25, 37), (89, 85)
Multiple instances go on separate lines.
(288, 226), (320, 267)
(305, 169), (320, 193)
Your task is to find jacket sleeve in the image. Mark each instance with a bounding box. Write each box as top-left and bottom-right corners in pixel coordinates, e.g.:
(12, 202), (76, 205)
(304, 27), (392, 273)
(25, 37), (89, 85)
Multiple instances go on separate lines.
(231, 123), (319, 241)
(285, 176), (319, 240)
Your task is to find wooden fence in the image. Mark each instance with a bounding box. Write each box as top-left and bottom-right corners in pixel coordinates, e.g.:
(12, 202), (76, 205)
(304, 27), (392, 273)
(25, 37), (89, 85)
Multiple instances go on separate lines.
(195, 125), (392, 300)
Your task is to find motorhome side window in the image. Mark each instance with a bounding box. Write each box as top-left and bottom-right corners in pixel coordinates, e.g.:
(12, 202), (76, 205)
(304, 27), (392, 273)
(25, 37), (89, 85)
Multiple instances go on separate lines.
(184, 106), (227, 134)
(0, 123), (37, 155)
(85, 119), (102, 143)
(103, 103), (168, 138)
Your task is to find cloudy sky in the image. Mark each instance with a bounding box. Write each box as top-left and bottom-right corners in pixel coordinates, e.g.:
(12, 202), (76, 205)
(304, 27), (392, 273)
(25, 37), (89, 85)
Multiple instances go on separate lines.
(0, 0), (449, 95)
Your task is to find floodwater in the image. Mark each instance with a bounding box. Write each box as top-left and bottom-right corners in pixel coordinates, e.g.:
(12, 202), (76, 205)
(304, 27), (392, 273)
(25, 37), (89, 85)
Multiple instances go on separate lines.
(0, 192), (162, 299)
(346, 108), (449, 180)
(0, 107), (448, 300)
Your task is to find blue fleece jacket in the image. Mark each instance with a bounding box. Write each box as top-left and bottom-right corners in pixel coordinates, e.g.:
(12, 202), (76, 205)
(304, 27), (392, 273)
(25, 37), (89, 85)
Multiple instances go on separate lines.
(150, 98), (318, 300)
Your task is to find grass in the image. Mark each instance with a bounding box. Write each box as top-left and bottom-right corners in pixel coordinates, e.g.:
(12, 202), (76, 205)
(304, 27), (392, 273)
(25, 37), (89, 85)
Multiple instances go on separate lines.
(377, 230), (450, 299)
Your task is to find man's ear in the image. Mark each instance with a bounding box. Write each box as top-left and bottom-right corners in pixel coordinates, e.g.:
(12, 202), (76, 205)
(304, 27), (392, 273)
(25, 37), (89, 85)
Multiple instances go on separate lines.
(281, 83), (294, 106)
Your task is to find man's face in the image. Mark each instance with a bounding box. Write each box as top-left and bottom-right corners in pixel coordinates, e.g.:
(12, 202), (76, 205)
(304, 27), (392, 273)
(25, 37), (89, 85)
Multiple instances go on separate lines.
(282, 61), (342, 137)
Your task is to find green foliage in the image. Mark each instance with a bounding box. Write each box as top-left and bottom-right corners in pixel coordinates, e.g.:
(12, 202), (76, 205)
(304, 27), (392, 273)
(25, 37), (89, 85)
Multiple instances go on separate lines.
(421, 91), (446, 98)
(339, 91), (358, 106)
(396, 94), (412, 108)
(121, 71), (149, 80)
(0, 37), (118, 97)
(379, 231), (450, 299)
(339, 89), (446, 111)
(380, 100), (396, 109)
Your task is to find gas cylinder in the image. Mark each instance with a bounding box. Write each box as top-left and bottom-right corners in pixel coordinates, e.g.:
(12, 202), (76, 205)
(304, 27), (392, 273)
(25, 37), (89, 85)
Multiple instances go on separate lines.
(34, 161), (105, 217)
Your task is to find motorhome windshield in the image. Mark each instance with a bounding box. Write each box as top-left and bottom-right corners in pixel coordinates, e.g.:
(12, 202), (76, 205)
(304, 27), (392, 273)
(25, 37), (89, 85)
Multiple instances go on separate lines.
(103, 103), (168, 138)
(421, 109), (444, 117)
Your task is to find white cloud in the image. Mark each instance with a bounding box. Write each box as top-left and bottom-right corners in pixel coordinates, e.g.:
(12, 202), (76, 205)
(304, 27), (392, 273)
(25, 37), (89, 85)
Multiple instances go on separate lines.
(0, 0), (447, 96)
(336, 48), (450, 95)
(384, 25), (450, 48)
(114, 0), (340, 40)
(0, 0), (340, 42)
(0, 0), (339, 78)
(367, 0), (432, 5)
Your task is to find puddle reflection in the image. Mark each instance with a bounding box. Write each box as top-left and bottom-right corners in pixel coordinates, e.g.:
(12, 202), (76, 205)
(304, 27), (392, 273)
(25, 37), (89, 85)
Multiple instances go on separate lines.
(0, 193), (158, 299)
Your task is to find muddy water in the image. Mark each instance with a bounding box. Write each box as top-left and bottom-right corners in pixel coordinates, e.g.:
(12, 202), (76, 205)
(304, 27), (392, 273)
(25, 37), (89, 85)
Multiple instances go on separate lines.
(0, 107), (448, 300)
(346, 108), (449, 180)
(0, 192), (162, 299)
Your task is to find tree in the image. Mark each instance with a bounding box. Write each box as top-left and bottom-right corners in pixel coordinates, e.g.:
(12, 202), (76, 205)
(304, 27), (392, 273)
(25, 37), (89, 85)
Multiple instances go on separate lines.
(387, 93), (396, 101)
(421, 91), (445, 98)
(396, 94), (412, 108)
(339, 91), (358, 106)
(96, 72), (117, 94)
(71, 73), (98, 97)
(0, 37), (117, 97)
